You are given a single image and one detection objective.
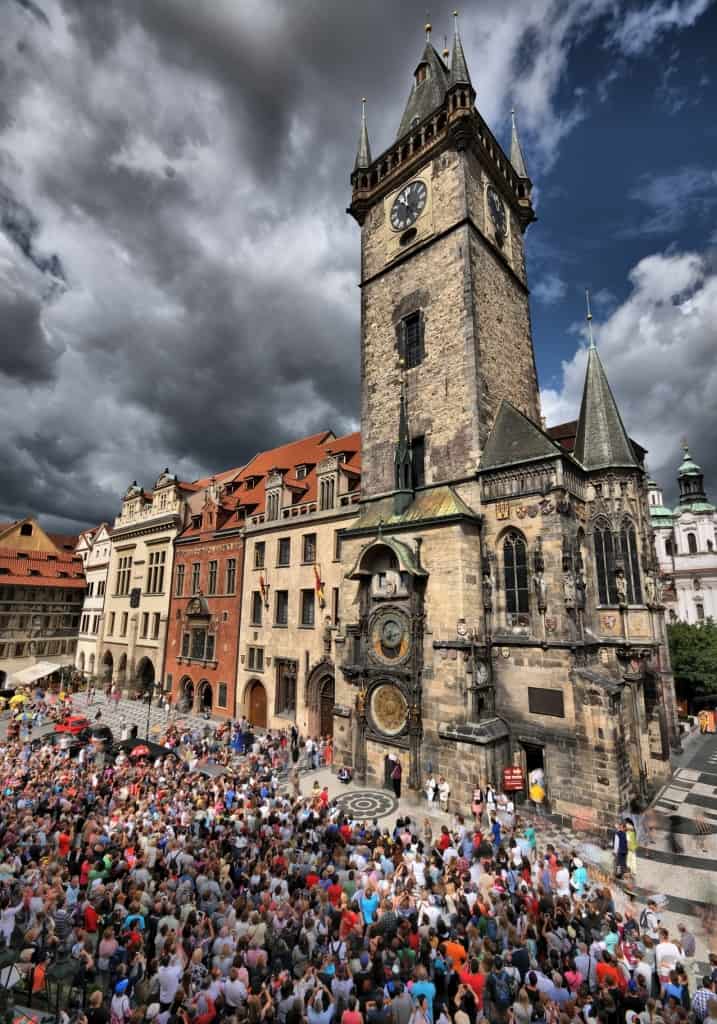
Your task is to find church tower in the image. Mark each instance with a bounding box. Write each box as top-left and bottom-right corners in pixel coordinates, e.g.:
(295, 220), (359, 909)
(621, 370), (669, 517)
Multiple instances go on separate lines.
(349, 17), (540, 500)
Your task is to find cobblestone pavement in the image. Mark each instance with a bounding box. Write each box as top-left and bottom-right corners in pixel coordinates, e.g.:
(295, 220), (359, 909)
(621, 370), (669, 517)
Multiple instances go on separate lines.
(67, 690), (219, 739)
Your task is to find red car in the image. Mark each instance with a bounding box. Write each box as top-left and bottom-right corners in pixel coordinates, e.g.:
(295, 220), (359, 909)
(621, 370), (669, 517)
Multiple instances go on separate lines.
(54, 715), (91, 735)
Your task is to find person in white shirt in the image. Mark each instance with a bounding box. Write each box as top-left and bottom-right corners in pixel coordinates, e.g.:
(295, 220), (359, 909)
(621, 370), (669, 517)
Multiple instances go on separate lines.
(655, 929), (681, 991)
(158, 954), (183, 1009)
(224, 968), (248, 1010)
(555, 860), (571, 897)
(438, 777), (450, 812)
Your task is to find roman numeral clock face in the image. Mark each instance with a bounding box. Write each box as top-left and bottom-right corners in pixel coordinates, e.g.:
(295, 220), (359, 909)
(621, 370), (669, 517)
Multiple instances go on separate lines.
(390, 180), (427, 231)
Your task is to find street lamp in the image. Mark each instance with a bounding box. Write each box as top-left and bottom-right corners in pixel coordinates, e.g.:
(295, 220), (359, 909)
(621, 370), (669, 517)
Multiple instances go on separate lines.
(142, 675), (153, 741)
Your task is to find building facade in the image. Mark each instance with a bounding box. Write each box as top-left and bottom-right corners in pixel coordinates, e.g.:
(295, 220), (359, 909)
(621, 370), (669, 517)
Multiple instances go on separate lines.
(333, 25), (678, 826)
(649, 446), (717, 623)
(74, 523), (111, 679)
(165, 472), (246, 720)
(100, 471), (197, 692)
(236, 431), (360, 735)
(0, 518), (84, 686)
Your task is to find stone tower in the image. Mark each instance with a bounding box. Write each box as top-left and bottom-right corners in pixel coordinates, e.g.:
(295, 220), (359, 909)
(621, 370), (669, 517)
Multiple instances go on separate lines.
(348, 18), (540, 501)
(334, 23), (678, 823)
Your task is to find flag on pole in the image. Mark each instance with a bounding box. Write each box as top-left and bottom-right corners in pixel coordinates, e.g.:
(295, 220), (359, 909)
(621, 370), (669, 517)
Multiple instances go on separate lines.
(314, 564), (325, 607)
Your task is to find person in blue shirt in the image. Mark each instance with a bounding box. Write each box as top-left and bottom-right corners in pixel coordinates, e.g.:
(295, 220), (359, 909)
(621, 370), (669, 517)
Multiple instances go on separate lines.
(411, 967), (436, 1023)
(360, 887), (379, 926)
(491, 816), (501, 849)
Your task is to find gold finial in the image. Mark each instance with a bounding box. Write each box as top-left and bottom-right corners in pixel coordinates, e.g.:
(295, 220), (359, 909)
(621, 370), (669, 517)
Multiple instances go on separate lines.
(443, 34), (449, 59)
(585, 289), (595, 350)
(425, 22), (432, 41)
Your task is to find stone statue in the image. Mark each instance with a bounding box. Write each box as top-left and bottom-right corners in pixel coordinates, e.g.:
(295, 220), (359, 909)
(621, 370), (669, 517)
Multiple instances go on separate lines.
(322, 615), (333, 654)
(644, 573), (656, 606)
(563, 572), (576, 610)
(615, 571), (627, 605)
(533, 572), (547, 613)
(481, 567), (493, 611)
(575, 572), (587, 612)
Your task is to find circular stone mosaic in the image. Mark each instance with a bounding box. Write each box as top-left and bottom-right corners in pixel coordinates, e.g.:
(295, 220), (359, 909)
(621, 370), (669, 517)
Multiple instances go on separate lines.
(333, 789), (398, 820)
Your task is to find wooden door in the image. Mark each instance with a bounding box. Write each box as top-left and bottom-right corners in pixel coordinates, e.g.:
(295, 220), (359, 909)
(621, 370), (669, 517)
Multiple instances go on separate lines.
(319, 676), (335, 737)
(249, 682), (267, 728)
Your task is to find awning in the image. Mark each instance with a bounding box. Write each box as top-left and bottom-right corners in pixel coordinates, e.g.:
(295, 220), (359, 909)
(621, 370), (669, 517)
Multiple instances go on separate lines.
(11, 661), (62, 686)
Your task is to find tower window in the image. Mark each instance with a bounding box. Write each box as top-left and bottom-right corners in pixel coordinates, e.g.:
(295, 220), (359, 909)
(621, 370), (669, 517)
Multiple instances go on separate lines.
(416, 64), (428, 84)
(687, 532), (698, 554)
(594, 522), (618, 605)
(403, 311), (423, 369)
(620, 522), (643, 604)
(503, 531), (529, 620)
(20, 523), (33, 536)
(411, 436), (425, 489)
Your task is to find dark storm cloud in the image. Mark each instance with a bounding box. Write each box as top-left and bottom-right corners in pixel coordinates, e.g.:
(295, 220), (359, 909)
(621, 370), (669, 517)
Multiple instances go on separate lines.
(0, 185), (65, 285)
(0, 0), (714, 531)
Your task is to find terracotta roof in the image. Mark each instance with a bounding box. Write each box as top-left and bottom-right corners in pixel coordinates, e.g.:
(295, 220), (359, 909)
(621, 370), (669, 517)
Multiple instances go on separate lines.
(47, 532), (80, 552)
(0, 545), (85, 587)
(546, 420), (577, 452)
(178, 429), (362, 538)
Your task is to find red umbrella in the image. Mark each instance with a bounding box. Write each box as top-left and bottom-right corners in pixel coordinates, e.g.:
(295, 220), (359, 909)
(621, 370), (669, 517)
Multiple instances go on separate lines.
(130, 744), (150, 758)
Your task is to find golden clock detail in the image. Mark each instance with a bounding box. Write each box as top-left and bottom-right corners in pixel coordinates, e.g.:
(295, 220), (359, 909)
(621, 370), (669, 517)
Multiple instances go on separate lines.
(369, 609), (411, 665)
(370, 684), (408, 736)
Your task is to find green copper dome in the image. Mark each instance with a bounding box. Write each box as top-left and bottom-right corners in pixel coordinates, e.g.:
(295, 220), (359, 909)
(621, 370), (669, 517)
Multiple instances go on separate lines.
(678, 445), (702, 477)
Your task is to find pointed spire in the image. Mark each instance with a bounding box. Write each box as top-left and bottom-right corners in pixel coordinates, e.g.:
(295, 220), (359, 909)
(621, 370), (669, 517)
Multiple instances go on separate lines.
(510, 107), (529, 178)
(573, 304), (637, 472)
(585, 289), (596, 349)
(354, 97), (372, 172)
(450, 10), (472, 87)
(395, 360), (413, 491)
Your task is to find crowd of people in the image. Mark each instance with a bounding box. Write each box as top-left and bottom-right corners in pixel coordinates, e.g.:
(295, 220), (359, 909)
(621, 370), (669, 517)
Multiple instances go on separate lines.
(0, 690), (715, 1024)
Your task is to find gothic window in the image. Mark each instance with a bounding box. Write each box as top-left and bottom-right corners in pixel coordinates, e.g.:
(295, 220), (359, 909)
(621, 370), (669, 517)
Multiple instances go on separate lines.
(620, 522), (643, 604)
(687, 532), (698, 554)
(594, 522), (618, 605)
(319, 477), (335, 510)
(402, 311), (423, 369)
(411, 436), (425, 489)
(503, 531), (529, 622)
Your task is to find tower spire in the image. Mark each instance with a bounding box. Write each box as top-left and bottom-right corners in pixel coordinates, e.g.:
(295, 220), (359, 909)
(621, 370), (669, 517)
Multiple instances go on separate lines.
(585, 289), (596, 350)
(510, 107), (529, 178)
(449, 10), (472, 88)
(353, 97), (372, 172)
(573, 295), (636, 472)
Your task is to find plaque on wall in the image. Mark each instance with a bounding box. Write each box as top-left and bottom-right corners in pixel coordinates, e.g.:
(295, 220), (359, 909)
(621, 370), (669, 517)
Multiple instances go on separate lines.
(370, 683), (409, 736)
(528, 687), (565, 718)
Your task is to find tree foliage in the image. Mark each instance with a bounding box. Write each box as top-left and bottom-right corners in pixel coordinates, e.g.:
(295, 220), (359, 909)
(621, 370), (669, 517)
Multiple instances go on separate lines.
(667, 620), (717, 695)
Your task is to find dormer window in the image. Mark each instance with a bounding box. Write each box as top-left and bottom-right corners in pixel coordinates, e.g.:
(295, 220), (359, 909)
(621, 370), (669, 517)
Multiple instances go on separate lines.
(416, 63), (428, 84)
(296, 465), (308, 480)
(192, 515), (201, 529)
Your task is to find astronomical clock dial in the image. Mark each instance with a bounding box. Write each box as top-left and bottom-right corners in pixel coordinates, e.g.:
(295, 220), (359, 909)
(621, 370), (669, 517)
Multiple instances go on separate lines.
(390, 180), (428, 231)
(370, 683), (409, 736)
(369, 609), (411, 665)
(487, 185), (507, 240)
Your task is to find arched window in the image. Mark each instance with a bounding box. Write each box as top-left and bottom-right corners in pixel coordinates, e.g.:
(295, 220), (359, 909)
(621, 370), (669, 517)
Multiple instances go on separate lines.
(593, 521), (617, 605)
(503, 532), (529, 623)
(687, 532), (698, 554)
(620, 521), (643, 604)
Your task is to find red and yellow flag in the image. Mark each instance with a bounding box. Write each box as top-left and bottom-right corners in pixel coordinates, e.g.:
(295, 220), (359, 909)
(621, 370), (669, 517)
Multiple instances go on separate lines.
(314, 564), (325, 606)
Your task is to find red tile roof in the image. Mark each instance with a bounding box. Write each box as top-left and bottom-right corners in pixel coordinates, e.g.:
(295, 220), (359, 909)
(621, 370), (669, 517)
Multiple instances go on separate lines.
(0, 545), (85, 588)
(178, 430), (362, 538)
(547, 420), (577, 453)
(48, 532), (81, 552)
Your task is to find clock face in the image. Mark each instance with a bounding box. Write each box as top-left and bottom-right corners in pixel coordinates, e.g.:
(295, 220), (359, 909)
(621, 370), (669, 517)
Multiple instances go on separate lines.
(370, 683), (408, 737)
(369, 609), (411, 665)
(487, 186), (507, 238)
(390, 180), (428, 232)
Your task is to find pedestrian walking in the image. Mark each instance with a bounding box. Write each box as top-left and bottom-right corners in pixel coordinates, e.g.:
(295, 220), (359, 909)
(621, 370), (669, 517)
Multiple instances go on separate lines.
(613, 820), (628, 878)
(391, 757), (402, 799)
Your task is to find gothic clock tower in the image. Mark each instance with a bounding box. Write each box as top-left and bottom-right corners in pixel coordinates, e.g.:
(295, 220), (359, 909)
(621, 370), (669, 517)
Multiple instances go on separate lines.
(348, 18), (540, 501)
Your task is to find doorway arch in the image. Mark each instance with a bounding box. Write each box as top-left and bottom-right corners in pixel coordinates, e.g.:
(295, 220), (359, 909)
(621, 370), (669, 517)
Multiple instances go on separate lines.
(306, 660), (335, 738)
(199, 680), (213, 712)
(117, 652), (127, 684)
(102, 651), (113, 681)
(136, 656), (155, 690)
(246, 679), (267, 729)
(179, 676), (194, 712)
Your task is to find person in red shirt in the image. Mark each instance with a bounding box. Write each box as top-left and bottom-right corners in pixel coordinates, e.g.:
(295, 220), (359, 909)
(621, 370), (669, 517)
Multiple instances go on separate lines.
(306, 872), (320, 889)
(339, 903), (359, 941)
(57, 828), (71, 859)
(459, 958), (486, 1009)
(328, 875), (343, 907)
(596, 953), (626, 993)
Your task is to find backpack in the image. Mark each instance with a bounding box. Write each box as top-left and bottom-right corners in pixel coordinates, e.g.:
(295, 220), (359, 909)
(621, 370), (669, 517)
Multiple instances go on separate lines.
(491, 970), (515, 1010)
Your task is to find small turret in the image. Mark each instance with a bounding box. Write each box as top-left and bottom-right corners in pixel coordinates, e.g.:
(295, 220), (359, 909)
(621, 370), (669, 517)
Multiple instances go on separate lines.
(676, 443), (709, 510)
(449, 10), (472, 88)
(510, 107), (529, 179)
(354, 97), (372, 172)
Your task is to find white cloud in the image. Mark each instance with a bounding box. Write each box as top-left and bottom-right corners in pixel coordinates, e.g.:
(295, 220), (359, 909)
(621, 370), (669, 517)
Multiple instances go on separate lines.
(533, 273), (568, 305)
(608, 0), (713, 56)
(542, 249), (717, 500)
(620, 165), (717, 237)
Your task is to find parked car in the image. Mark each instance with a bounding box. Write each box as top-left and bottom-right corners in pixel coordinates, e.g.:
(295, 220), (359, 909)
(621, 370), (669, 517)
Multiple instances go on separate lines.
(54, 715), (91, 736)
